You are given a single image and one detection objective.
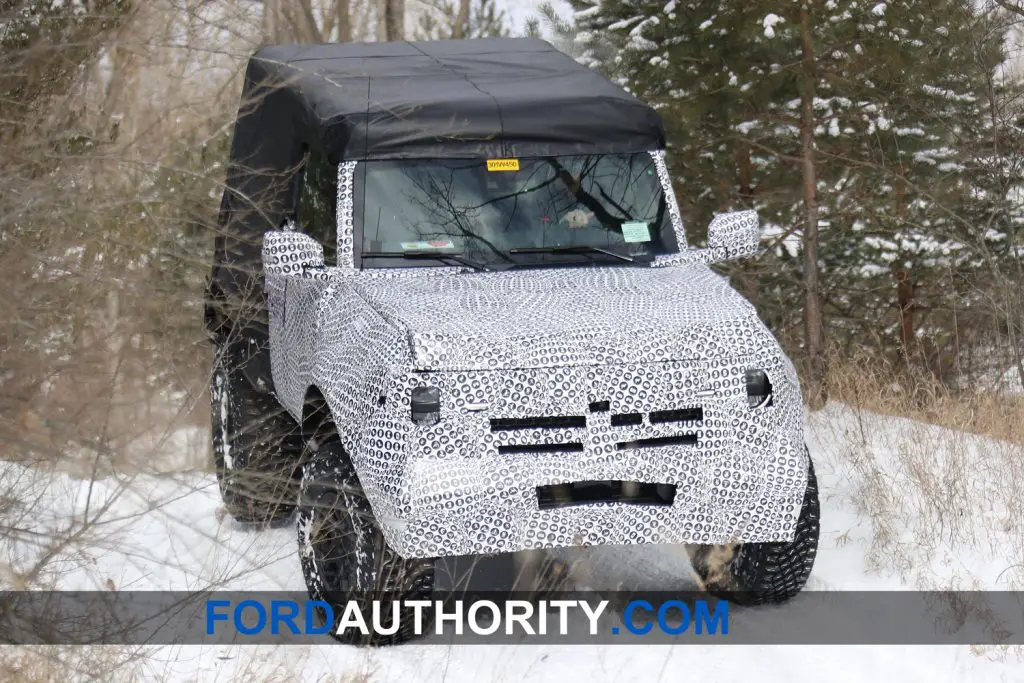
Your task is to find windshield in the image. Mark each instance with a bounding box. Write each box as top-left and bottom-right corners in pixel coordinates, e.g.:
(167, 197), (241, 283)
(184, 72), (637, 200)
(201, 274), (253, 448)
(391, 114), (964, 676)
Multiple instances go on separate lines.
(353, 153), (679, 269)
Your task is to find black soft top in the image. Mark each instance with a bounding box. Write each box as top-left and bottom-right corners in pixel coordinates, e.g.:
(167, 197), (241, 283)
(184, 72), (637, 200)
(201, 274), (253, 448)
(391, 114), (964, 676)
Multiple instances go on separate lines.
(211, 38), (665, 318)
(233, 37), (665, 163)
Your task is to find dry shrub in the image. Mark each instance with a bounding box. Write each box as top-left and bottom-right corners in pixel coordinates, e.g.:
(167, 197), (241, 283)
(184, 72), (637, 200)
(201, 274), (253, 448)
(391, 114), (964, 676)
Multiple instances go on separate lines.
(0, 0), (272, 476)
(813, 348), (1024, 662)
(816, 346), (1024, 588)
(0, 646), (148, 683)
(825, 345), (1024, 446)
(0, 154), (217, 476)
(0, 645), (376, 683)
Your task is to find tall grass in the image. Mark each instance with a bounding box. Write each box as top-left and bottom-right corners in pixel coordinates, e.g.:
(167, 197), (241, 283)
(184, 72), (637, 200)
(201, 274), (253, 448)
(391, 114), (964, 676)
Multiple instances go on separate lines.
(815, 347), (1024, 590)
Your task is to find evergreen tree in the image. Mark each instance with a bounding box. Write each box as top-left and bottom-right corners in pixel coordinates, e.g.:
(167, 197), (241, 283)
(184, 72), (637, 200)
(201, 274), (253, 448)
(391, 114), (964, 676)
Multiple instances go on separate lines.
(547, 0), (1022, 384)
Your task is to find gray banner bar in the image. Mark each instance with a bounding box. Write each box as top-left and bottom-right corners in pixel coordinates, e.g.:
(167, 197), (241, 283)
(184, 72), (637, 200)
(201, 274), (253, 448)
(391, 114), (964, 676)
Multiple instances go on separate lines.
(1, 591), (1023, 645)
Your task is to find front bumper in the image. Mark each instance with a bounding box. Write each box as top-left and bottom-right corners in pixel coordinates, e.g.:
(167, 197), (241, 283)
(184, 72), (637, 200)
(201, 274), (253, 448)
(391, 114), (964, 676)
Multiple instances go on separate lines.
(355, 357), (808, 559)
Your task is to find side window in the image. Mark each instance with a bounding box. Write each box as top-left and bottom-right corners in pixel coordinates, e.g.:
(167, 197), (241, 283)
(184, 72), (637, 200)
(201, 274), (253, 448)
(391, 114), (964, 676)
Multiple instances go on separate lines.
(296, 147), (338, 265)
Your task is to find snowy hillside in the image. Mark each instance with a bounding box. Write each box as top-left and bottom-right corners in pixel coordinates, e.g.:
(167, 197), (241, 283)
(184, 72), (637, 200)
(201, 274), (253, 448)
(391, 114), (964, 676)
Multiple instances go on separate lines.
(5, 404), (1024, 682)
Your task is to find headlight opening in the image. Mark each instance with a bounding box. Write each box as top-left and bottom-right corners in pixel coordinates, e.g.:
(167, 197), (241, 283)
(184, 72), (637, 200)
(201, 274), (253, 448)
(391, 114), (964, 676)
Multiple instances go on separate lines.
(411, 385), (441, 425)
(745, 368), (774, 409)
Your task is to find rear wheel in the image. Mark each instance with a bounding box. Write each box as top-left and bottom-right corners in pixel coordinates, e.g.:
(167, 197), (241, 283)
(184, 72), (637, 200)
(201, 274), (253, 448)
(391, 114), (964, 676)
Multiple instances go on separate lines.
(297, 425), (435, 645)
(687, 452), (820, 605)
(210, 341), (303, 526)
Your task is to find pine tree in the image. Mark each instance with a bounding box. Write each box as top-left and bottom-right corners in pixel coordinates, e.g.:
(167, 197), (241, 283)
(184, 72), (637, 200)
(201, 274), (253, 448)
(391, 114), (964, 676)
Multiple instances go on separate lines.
(808, 1), (1018, 380)
(547, 0), (1021, 385)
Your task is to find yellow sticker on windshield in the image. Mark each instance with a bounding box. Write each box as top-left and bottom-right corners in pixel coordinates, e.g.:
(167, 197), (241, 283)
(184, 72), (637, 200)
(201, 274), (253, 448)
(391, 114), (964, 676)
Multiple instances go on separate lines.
(487, 158), (520, 172)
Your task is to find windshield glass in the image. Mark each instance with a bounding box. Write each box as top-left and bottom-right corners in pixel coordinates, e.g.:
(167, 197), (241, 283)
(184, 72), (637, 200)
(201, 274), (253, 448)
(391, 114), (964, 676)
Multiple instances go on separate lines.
(354, 153), (679, 269)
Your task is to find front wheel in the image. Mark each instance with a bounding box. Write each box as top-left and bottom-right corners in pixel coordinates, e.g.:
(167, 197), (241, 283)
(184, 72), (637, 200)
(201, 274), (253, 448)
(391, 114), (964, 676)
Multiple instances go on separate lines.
(687, 452), (820, 605)
(297, 427), (435, 645)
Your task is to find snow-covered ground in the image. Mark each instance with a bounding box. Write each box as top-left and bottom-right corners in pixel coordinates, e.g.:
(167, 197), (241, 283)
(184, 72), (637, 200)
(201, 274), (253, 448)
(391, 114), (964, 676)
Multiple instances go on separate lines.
(5, 403), (1024, 681)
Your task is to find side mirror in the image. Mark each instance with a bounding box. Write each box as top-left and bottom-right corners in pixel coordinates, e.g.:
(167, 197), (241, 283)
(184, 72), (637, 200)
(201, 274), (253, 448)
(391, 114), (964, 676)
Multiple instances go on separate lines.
(706, 210), (760, 260)
(651, 210), (761, 268)
(262, 230), (327, 278)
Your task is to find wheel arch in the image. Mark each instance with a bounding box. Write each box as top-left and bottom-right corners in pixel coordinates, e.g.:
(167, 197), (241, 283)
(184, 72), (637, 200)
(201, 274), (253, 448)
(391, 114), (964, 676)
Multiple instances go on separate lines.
(300, 385), (331, 437)
(300, 385), (357, 460)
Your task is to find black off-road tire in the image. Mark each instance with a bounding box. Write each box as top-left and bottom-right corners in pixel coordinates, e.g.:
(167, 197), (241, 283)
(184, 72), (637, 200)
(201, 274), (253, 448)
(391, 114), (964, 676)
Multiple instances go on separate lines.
(688, 453), (820, 605)
(297, 428), (435, 646)
(210, 342), (304, 526)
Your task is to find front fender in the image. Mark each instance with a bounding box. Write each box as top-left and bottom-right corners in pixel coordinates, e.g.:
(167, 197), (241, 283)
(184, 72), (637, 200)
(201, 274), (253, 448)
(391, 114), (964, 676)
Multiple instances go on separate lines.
(310, 285), (412, 463)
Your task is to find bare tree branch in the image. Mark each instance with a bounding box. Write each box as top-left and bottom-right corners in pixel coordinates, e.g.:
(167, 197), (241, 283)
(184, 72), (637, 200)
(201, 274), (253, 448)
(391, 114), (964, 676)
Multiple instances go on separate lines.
(294, 0), (325, 43)
(385, 0), (404, 40)
(992, 0), (1024, 19)
(336, 0), (351, 41)
(452, 0), (471, 39)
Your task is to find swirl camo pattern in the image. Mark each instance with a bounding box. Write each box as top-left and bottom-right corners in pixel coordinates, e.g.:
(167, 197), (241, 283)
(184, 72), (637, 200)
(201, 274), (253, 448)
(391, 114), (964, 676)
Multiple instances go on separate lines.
(262, 154), (809, 559)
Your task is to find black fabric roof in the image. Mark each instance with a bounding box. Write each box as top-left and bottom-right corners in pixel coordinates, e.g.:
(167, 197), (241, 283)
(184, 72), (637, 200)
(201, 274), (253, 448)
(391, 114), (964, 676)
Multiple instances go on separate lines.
(237, 38), (666, 162)
(209, 39), (665, 322)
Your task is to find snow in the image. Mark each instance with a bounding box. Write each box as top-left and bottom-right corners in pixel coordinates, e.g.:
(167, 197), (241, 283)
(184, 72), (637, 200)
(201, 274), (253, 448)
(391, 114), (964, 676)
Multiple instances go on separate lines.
(921, 84), (978, 103)
(5, 405), (1024, 681)
(992, 365), (1024, 395)
(607, 16), (644, 32)
(763, 13), (784, 38)
(213, 372), (232, 470)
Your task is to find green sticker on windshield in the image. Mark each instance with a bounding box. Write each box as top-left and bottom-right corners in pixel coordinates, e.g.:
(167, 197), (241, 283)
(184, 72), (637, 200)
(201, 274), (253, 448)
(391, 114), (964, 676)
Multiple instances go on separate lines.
(621, 221), (651, 243)
(400, 240), (455, 250)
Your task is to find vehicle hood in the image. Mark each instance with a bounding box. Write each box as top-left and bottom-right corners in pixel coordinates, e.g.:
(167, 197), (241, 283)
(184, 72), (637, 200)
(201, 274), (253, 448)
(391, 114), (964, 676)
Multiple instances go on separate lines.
(351, 265), (779, 371)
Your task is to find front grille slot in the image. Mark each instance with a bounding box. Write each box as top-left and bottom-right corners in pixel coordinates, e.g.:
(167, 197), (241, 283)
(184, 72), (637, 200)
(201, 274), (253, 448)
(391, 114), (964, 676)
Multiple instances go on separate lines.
(537, 480), (676, 509)
(490, 416), (586, 432)
(498, 442), (584, 455)
(610, 412), (643, 426)
(616, 434), (697, 451)
(649, 407), (704, 424)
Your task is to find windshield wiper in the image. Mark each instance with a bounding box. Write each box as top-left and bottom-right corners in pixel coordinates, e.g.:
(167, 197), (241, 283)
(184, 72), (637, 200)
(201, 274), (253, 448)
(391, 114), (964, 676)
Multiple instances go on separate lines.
(361, 250), (490, 272)
(508, 245), (650, 264)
